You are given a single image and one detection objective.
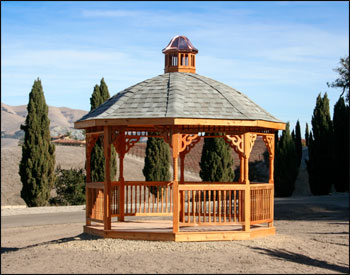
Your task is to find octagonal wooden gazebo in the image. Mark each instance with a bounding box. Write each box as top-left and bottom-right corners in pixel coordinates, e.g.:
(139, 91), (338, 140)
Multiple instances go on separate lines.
(74, 35), (285, 242)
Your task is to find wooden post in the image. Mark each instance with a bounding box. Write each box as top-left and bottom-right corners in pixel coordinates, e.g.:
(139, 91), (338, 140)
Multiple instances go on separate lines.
(268, 149), (274, 227)
(239, 156), (244, 183)
(180, 154), (185, 183)
(269, 134), (275, 227)
(263, 133), (275, 227)
(85, 139), (91, 226)
(172, 132), (180, 233)
(243, 133), (251, 232)
(118, 131), (126, 222)
(103, 126), (112, 230)
(179, 153), (185, 222)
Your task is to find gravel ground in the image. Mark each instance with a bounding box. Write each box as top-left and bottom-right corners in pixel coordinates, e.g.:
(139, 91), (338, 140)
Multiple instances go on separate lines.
(1, 194), (349, 274)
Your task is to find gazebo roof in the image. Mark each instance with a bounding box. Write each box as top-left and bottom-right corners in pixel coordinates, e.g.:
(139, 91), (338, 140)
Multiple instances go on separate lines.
(76, 72), (282, 127)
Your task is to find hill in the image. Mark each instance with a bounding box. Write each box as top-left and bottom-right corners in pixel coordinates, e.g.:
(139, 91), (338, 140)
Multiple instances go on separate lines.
(1, 103), (88, 139)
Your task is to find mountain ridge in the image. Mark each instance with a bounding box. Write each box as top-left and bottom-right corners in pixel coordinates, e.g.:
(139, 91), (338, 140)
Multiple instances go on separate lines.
(1, 102), (88, 139)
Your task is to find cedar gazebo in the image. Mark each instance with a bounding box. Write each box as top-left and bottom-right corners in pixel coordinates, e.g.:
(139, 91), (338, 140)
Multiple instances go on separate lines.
(74, 35), (285, 242)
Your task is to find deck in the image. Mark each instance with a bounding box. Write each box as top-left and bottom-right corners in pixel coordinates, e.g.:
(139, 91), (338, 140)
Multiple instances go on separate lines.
(84, 219), (275, 242)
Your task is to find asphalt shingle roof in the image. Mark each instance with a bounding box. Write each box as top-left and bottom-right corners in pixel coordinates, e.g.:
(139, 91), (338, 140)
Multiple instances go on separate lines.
(77, 72), (281, 123)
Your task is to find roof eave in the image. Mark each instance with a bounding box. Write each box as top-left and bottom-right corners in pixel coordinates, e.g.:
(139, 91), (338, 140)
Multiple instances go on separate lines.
(74, 118), (286, 130)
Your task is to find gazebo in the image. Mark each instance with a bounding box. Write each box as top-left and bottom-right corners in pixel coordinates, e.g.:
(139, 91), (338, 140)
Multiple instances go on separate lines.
(74, 35), (285, 242)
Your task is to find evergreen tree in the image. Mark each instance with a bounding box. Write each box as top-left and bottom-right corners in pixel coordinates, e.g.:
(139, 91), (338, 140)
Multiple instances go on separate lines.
(332, 97), (349, 192)
(306, 93), (334, 195)
(274, 123), (298, 197)
(19, 78), (56, 206)
(295, 120), (302, 167)
(143, 135), (171, 195)
(199, 134), (234, 182)
(291, 129), (296, 143)
(90, 78), (117, 182)
(305, 123), (310, 147)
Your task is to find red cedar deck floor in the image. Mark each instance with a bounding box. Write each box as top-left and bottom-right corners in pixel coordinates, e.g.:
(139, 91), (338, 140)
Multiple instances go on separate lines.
(84, 220), (275, 242)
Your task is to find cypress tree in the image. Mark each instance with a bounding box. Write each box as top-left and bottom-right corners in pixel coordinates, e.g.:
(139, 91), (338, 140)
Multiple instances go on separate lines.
(143, 135), (171, 195)
(333, 97), (349, 192)
(19, 78), (56, 206)
(307, 93), (334, 195)
(274, 123), (298, 197)
(199, 134), (234, 182)
(291, 129), (296, 143)
(295, 120), (302, 167)
(90, 78), (117, 182)
(305, 123), (310, 147)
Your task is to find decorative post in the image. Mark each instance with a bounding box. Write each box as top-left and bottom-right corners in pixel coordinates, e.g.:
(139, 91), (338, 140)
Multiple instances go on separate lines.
(242, 133), (257, 232)
(263, 134), (275, 227)
(118, 130), (126, 222)
(179, 152), (185, 222)
(103, 126), (112, 230)
(85, 134), (99, 226)
(172, 132), (180, 233)
(85, 137), (92, 226)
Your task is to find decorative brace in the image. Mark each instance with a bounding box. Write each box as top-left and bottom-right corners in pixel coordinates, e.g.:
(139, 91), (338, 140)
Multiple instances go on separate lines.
(180, 134), (201, 156)
(246, 133), (257, 159)
(86, 134), (100, 156)
(262, 134), (274, 158)
(224, 134), (244, 157)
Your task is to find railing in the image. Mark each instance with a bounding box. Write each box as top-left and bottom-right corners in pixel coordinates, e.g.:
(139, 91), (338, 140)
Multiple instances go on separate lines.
(250, 184), (273, 225)
(111, 181), (173, 216)
(86, 182), (104, 222)
(86, 181), (273, 226)
(178, 182), (245, 226)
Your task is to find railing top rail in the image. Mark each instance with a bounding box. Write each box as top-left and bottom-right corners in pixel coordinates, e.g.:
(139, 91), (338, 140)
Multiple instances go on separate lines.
(123, 181), (172, 186)
(179, 183), (247, 191)
(179, 181), (242, 185)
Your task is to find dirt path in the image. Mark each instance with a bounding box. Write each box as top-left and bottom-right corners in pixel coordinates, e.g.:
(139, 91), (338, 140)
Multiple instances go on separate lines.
(1, 194), (348, 274)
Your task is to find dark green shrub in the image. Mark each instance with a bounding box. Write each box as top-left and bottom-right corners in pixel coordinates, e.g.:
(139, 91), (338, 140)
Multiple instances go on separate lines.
(50, 166), (86, 206)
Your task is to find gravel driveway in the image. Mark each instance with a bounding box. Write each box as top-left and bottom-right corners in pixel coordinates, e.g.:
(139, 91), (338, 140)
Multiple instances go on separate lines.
(1, 194), (349, 274)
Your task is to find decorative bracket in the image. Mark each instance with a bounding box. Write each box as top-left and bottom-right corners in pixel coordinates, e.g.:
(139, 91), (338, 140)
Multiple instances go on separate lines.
(86, 134), (101, 156)
(125, 137), (141, 154)
(224, 134), (244, 157)
(179, 134), (200, 154)
(262, 134), (274, 158)
(246, 133), (257, 159)
(111, 131), (140, 155)
(180, 134), (201, 157)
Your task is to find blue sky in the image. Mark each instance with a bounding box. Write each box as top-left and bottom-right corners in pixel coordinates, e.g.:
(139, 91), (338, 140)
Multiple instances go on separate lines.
(1, 1), (349, 136)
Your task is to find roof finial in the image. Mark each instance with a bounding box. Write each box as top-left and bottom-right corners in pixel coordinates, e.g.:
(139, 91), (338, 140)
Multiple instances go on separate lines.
(162, 35), (198, 73)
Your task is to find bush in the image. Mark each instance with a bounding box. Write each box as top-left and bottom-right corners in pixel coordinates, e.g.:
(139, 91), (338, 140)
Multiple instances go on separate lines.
(50, 166), (86, 206)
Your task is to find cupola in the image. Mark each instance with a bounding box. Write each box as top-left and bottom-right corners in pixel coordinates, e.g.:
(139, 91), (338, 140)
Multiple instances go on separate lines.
(162, 35), (198, 73)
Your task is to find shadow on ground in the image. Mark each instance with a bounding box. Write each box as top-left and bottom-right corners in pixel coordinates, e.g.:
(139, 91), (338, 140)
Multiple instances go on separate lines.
(250, 246), (349, 274)
(1, 233), (101, 254)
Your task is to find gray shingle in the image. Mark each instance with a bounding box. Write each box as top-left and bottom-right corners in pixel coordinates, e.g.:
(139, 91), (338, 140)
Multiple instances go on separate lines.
(77, 72), (282, 123)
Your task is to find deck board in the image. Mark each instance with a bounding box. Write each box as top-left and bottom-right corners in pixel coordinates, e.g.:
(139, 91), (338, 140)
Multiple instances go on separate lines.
(84, 220), (275, 242)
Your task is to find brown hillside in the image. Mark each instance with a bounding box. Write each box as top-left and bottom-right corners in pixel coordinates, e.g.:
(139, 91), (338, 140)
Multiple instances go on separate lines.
(1, 103), (88, 135)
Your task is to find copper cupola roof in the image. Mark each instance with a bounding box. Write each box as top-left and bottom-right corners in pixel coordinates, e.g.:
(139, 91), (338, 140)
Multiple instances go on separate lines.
(162, 35), (198, 53)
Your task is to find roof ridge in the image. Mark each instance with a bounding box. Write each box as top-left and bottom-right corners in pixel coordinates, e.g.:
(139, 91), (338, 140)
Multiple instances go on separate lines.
(164, 73), (171, 117)
(185, 73), (250, 120)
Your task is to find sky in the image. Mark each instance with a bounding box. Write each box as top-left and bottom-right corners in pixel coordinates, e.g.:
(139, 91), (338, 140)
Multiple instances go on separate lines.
(1, 1), (349, 137)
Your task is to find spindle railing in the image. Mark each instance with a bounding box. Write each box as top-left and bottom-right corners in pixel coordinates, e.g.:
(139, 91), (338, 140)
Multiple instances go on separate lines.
(86, 181), (273, 227)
